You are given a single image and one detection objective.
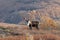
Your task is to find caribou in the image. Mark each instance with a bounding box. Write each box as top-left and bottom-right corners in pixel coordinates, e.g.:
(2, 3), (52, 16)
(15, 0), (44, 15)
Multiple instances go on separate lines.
(24, 18), (39, 30)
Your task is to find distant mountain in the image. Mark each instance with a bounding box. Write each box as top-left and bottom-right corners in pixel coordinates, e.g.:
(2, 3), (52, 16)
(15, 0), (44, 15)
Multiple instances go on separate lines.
(0, 0), (60, 24)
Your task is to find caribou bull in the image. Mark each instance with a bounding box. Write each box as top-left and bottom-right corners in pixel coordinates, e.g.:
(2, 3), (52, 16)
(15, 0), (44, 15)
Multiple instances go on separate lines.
(25, 19), (39, 30)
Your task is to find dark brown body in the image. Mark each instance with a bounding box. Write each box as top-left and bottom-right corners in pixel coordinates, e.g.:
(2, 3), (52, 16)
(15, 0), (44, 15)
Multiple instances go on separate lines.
(29, 21), (39, 30)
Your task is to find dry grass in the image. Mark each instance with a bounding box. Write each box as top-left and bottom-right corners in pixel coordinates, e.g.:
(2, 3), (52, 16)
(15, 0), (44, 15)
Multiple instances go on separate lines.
(0, 23), (60, 40)
(0, 34), (60, 40)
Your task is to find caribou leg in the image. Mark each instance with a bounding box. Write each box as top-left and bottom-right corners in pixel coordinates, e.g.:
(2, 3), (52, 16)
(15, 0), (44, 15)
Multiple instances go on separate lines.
(36, 24), (39, 30)
(29, 24), (32, 30)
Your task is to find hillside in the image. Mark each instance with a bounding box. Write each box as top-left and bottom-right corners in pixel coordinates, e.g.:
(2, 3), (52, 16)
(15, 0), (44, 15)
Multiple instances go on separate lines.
(0, 0), (60, 24)
(19, 9), (60, 28)
(0, 0), (60, 40)
(0, 23), (60, 40)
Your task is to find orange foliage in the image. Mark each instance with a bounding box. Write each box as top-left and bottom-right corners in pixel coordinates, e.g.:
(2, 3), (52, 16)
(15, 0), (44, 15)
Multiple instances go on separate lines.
(40, 16), (57, 28)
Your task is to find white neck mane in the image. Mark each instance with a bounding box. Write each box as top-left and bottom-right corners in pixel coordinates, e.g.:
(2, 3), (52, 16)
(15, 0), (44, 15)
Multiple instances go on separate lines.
(27, 21), (31, 26)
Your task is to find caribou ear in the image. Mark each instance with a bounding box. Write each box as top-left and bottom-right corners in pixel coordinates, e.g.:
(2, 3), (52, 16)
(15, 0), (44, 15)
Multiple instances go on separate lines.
(23, 18), (27, 21)
(23, 17), (26, 20)
(23, 18), (29, 21)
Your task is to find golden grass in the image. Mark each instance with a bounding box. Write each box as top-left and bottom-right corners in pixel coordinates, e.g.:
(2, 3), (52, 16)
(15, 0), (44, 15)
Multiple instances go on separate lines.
(0, 34), (60, 40)
(0, 22), (59, 40)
